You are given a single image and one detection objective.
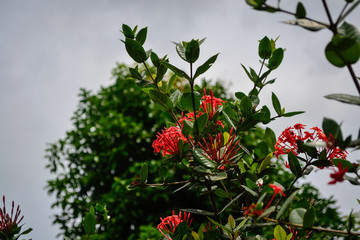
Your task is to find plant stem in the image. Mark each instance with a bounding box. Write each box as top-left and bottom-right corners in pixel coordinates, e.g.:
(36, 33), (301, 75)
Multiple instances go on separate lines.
(322, 0), (336, 33)
(346, 64), (360, 95)
(190, 63), (200, 143)
(263, 217), (360, 236)
(206, 181), (222, 231)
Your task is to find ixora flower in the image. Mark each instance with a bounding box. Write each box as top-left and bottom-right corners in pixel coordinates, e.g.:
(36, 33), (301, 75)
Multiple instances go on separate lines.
(0, 195), (24, 236)
(199, 128), (241, 166)
(201, 89), (225, 120)
(328, 163), (348, 185)
(157, 211), (193, 240)
(274, 123), (347, 161)
(152, 126), (187, 157)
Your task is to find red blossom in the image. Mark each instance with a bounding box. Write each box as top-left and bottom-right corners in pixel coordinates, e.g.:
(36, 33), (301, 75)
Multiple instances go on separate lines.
(328, 163), (348, 185)
(275, 124), (347, 162)
(243, 203), (264, 217)
(0, 196), (24, 235)
(201, 89), (225, 120)
(157, 211), (192, 240)
(199, 128), (241, 167)
(152, 126), (187, 157)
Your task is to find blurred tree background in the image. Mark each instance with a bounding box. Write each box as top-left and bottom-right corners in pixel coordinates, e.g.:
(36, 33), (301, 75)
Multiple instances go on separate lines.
(45, 63), (347, 240)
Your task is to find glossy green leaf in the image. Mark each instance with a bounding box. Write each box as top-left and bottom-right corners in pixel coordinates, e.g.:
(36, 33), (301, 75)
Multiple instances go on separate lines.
(322, 117), (343, 142)
(274, 225), (287, 240)
(83, 212), (96, 234)
(185, 39), (200, 63)
(260, 106), (271, 124)
(295, 2), (306, 19)
(148, 89), (173, 110)
(170, 89), (182, 108)
(303, 207), (316, 229)
(325, 93), (360, 106)
(139, 163), (148, 184)
(228, 215), (236, 229)
(241, 185), (258, 197)
(194, 53), (219, 79)
(258, 152), (273, 173)
(122, 24), (134, 38)
(289, 208), (306, 225)
(271, 92), (282, 115)
(135, 27), (147, 45)
(265, 127), (276, 151)
(182, 209), (215, 216)
(179, 92), (200, 112)
(219, 193), (244, 214)
(282, 111), (305, 117)
(160, 61), (191, 81)
(288, 152), (302, 177)
(276, 190), (299, 220)
(222, 110), (237, 131)
(150, 51), (160, 67)
(166, 74), (177, 93)
(268, 48), (284, 70)
(197, 113), (208, 132)
(237, 112), (265, 131)
(193, 148), (216, 169)
(240, 96), (253, 117)
(259, 36), (272, 59)
(325, 35), (360, 67)
(338, 22), (360, 44)
(125, 38), (148, 63)
(129, 67), (143, 80)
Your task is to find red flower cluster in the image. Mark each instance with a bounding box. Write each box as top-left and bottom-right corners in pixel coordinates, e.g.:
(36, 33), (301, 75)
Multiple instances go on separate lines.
(199, 128), (240, 167)
(328, 163), (348, 184)
(275, 123), (347, 161)
(0, 196), (24, 235)
(201, 89), (225, 120)
(157, 211), (193, 240)
(152, 126), (187, 157)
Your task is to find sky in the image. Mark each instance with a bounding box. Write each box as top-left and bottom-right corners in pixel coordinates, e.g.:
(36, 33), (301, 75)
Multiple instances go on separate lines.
(0, 0), (359, 239)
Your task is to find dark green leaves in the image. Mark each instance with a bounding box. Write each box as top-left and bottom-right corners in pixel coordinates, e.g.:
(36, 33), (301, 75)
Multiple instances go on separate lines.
(148, 89), (174, 111)
(295, 2), (306, 19)
(83, 206), (96, 234)
(193, 53), (219, 80)
(259, 36), (272, 59)
(271, 92), (282, 115)
(124, 38), (149, 63)
(268, 48), (284, 70)
(185, 39), (200, 63)
(122, 24), (135, 39)
(325, 93), (360, 106)
(139, 163), (148, 185)
(288, 152), (302, 177)
(193, 148), (216, 169)
(303, 207), (316, 229)
(325, 34), (360, 67)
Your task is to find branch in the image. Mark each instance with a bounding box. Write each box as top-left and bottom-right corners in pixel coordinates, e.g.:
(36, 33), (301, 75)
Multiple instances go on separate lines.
(263, 217), (360, 236)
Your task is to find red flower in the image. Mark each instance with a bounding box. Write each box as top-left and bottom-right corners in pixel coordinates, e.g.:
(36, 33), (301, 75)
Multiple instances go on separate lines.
(275, 124), (347, 161)
(153, 126), (187, 157)
(243, 203), (264, 217)
(201, 89), (225, 120)
(0, 196), (24, 235)
(269, 184), (286, 196)
(328, 163), (348, 184)
(199, 128), (241, 167)
(157, 211), (193, 240)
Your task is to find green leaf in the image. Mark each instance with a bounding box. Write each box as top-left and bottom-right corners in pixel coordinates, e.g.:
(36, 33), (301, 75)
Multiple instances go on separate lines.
(322, 117), (343, 142)
(148, 89), (173, 110)
(338, 22), (360, 44)
(271, 92), (282, 115)
(241, 64), (256, 83)
(160, 61), (191, 81)
(179, 92), (200, 112)
(122, 24), (134, 38)
(268, 48), (284, 70)
(264, 127), (276, 151)
(283, 19), (328, 31)
(222, 110), (237, 131)
(197, 113), (208, 132)
(325, 34), (360, 67)
(158, 165), (168, 182)
(194, 53), (219, 79)
(295, 2), (306, 19)
(193, 148), (216, 169)
(237, 112), (265, 131)
(170, 89), (182, 108)
(325, 93), (360, 106)
(139, 163), (148, 184)
(150, 51), (160, 67)
(219, 193), (244, 214)
(207, 217), (232, 234)
(282, 111), (305, 117)
(129, 67), (143, 80)
(332, 159), (356, 171)
(274, 225), (287, 240)
(241, 185), (258, 197)
(289, 208), (306, 225)
(135, 27), (147, 45)
(288, 152), (302, 177)
(258, 152), (273, 173)
(240, 96), (253, 117)
(185, 39), (200, 63)
(276, 190), (299, 220)
(83, 212), (96, 234)
(228, 215), (236, 229)
(259, 36), (272, 59)
(166, 74), (177, 93)
(260, 106), (271, 124)
(181, 209), (215, 216)
(303, 207), (316, 229)
(124, 38), (148, 63)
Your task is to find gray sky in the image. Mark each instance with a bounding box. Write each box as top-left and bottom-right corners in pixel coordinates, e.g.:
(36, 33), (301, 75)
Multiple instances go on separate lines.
(0, 0), (359, 239)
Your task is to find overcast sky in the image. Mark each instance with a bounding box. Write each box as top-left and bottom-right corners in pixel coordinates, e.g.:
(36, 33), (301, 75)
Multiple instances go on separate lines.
(0, 1), (359, 239)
